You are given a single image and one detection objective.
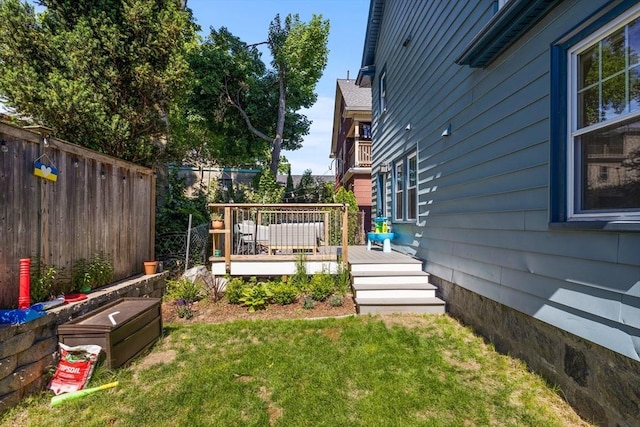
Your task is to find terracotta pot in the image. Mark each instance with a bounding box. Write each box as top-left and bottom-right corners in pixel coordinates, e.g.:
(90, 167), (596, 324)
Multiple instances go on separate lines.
(212, 219), (224, 230)
(143, 261), (158, 275)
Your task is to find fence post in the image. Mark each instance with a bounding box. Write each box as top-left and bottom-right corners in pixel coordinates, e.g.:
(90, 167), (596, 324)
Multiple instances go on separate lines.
(341, 204), (349, 268)
(184, 214), (192, 273)
(224, 205), (232, 271)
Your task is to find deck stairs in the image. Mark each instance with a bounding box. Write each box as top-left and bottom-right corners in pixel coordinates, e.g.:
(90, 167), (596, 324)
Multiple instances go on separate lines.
(348, 246), (446, 314)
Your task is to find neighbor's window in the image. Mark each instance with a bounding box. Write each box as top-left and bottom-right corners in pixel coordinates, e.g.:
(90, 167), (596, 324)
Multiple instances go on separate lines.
(392, 152), (418, 222)
(568, 9), (640, 218)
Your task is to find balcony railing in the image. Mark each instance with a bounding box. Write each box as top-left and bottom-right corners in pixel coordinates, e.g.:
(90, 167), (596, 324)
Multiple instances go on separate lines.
(208, 203), (365, 272)
(349, 141), (372, 169)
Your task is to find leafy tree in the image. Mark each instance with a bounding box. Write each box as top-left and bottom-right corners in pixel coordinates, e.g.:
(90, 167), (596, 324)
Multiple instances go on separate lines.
(156, 168), (209, 236)
(182, 14), (329, 175)
(247, 169), (284, 203)
(334, 187), (358, 212)
(0, 0), (196, 166)
(284, 165), (295, 202)
(295, 169), (316, 202)
(169, 27), (273, 168)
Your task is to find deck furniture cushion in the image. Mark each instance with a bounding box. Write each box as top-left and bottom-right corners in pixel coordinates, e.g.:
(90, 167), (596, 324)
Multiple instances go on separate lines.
(267, 222), (324, 254)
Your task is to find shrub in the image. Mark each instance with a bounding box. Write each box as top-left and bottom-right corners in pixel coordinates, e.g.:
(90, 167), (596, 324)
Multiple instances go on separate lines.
(302, 295), (315, 310)
(291, 253), (309, 292)
(30, 259), (58, 302)
(175, 298), (194, 319)
(225, 277), (248, 304)
(166, 277), (204, 303)
(308, 272), (335, 301)
(239, 283), (272, 312)
(71, 252), (114, 292)
(329, 294), (344, 307)
(270, 280), (298, 305)
(334, 262), (351, 296)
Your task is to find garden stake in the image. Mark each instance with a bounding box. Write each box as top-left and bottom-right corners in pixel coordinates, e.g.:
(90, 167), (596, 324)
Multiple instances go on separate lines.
(51, 382), (118, 407)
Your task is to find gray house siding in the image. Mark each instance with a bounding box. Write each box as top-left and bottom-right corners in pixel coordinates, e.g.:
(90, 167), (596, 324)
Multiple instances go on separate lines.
(369, 0), (640, 370)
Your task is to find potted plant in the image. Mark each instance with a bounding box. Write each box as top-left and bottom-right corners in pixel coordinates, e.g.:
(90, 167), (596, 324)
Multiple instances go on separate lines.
(211, 212), (224, 230)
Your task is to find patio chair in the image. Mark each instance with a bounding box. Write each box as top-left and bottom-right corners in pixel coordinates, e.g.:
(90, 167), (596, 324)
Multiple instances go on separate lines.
(235, 220), (269, 254)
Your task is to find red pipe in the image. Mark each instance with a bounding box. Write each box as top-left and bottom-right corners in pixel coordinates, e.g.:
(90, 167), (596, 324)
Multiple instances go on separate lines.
(19, 258), (31, 309)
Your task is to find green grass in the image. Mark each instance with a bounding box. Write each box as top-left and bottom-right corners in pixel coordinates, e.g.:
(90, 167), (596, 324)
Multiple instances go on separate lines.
(1, 315), (591, 427)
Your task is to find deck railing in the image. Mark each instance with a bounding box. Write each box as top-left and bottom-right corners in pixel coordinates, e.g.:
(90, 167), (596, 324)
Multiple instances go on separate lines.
(208, 203), (352, 271)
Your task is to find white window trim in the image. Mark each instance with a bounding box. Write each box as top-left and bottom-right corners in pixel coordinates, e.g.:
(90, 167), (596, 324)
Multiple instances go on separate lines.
(391, 151), (419, 223)
(394, 159), (403, 221)
(379, 72), (386, 114)
(566, 4), (640, 221)
(407, 152), (417, 221)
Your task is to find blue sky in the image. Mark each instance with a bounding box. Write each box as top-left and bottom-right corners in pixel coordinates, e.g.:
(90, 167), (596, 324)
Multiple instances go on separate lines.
(187, 0), (370, 175)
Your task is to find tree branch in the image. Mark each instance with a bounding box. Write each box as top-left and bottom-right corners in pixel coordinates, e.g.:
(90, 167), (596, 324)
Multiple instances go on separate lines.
(223, 83), (273, 143)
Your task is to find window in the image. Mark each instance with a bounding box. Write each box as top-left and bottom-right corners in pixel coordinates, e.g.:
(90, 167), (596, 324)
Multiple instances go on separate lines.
(407, 154), (417, 220)
(362, 123), (372, 139)
(551, 2), (640, 224)
(376, 173), (387, 218)
(379, 71), (386, 113)
(392, 152), (418, 222)
(568, 6), (640, 218)
(394, 160), (403, 220)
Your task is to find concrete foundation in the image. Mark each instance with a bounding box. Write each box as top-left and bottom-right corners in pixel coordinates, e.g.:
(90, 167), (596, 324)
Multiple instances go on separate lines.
(432, 275), (640, 427)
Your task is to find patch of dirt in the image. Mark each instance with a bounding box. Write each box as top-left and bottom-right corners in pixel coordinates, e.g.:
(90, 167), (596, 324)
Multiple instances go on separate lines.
(161, 295), (357, 325)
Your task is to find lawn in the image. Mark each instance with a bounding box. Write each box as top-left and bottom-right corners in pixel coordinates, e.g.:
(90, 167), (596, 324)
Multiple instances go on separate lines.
(1, 314), (591, 426)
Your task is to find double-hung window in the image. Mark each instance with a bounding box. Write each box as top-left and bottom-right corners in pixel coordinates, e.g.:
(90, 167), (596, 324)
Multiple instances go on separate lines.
(407, 154), (417, 220)
(393, 152), (418, 222)
(552, 2), (640, 224)
(394, 160), (403, 220)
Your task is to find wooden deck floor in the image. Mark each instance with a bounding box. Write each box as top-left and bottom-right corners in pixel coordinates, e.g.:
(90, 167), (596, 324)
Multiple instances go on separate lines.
(346, 245), (423, 265)
(212, 244), (423, 275)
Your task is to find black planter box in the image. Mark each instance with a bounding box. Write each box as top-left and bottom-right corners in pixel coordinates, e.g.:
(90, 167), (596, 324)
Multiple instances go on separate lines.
(57, 297), (162, 369)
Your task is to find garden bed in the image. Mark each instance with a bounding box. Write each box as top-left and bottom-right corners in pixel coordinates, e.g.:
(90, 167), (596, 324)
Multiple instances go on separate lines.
(161, 295), (356, 324)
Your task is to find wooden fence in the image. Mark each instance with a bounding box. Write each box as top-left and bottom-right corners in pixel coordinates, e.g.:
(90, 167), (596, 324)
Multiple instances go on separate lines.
(0, 121), (155, 308)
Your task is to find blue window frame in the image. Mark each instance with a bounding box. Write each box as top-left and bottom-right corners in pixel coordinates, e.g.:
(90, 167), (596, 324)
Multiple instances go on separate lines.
(551, 0), (640, 226)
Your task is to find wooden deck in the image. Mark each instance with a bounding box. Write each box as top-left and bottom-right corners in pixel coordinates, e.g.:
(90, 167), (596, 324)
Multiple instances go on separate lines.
(346, 245), (423, 265)
(211, 244), (423, 276)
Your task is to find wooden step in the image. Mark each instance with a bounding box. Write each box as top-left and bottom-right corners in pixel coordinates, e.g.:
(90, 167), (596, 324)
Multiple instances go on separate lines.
(352, 271), (431, 287)
(354, 289), (437, 299)
(352, 281), (436, 291)
(355, 297), (446, 315)
(349, 262), (423, 273)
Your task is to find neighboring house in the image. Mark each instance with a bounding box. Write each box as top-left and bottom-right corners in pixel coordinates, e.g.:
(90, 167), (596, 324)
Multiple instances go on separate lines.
(357, 0), (639, 425)
(330, 78), (373, 229)
(172, 165), (260, 198)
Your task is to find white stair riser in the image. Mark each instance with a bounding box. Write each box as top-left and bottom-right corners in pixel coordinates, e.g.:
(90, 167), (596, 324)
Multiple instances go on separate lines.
(352, 276), (428, 286)
(358, 305), (445, 315)
(355, 289), (436, 299)
(349, 263), (422, 273)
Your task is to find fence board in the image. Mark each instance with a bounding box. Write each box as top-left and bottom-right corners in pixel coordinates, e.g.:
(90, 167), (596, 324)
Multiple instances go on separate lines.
(0, 121), (155, 307)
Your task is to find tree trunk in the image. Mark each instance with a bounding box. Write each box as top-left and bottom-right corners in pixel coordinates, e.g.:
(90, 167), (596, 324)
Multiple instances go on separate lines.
(270, 70), (287, 176)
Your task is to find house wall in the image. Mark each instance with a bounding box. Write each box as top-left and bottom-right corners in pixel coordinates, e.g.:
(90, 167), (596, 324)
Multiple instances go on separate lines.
(351, 175), (372, 230)
(369, 1), (640, 424)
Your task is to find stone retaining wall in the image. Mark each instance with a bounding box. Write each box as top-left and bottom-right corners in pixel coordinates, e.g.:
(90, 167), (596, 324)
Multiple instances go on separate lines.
(0, 273), (167, 413)
(432, 275), (640, 427)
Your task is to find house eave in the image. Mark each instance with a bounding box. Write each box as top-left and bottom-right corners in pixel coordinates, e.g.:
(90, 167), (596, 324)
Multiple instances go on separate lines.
(455, 0), (561, 68)
(342, 167), (371, 184)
